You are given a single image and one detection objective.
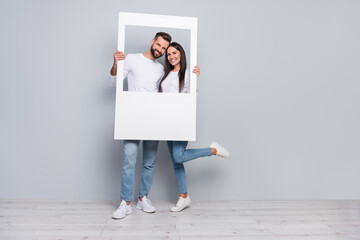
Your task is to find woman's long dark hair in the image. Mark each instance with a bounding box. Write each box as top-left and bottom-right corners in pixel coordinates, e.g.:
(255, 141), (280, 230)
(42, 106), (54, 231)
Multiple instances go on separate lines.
(158, 42), (187, 93)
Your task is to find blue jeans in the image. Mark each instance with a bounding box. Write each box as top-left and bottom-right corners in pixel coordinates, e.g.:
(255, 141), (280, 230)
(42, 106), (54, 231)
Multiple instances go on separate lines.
(120, 140), (159, 201)
(167, 141), (212, 194)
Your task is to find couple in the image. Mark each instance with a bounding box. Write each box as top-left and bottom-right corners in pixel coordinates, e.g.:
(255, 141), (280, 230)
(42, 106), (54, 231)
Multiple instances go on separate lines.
(109, 32), (230, 219)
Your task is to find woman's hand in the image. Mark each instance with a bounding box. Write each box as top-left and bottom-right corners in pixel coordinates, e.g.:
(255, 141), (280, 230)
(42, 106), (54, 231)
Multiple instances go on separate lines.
(192, 66), (200, 77)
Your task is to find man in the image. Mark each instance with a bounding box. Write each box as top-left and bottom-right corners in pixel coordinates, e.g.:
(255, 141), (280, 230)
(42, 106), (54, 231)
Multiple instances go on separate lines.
(109, 32), (171, 219)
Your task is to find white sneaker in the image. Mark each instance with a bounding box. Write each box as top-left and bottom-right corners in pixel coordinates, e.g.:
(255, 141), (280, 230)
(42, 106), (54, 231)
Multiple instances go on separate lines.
(112, 200), (132, 219)
(170, 196), (191, 212)
(136, 196), (156, 213)
(210, 141), (230, 158)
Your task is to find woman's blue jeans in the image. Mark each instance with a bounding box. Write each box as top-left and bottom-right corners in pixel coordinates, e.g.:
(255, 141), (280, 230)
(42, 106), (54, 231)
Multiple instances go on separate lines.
(167, 141), (212, 194)
(120, 140), (159, 201)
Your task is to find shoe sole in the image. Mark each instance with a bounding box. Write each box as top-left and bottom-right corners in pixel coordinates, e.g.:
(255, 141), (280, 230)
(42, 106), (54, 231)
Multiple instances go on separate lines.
(112, 209), (132, 219)
(170, 201), (191, 212)
(136, 205), (156, 213)
(170, 205), (190, 212)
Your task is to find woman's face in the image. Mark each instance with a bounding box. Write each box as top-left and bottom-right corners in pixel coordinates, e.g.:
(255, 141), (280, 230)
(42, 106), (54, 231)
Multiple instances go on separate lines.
(167, 46), (181, 67)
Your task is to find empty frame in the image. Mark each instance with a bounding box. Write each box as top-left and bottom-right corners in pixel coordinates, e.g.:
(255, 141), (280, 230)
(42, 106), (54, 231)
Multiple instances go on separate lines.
(114, 12), (198, 141)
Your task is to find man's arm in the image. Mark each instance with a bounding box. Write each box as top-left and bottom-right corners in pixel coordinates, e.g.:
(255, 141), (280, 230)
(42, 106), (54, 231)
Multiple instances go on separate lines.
(109, 51), (126, 87)
(110, 51), (126, 76)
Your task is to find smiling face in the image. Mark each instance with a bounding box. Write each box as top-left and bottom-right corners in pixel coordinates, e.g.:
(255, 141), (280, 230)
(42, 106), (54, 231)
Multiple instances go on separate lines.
(167, 46), (181, 68)
(150, 36), (170, 59)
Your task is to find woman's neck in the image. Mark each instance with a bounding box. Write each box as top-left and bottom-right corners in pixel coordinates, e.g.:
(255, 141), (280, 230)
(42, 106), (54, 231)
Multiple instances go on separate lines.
(172, 64), (181, 72)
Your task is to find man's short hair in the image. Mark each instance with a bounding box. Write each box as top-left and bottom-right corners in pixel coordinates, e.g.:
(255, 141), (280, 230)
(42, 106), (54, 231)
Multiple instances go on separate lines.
(154, 32), (172, 43)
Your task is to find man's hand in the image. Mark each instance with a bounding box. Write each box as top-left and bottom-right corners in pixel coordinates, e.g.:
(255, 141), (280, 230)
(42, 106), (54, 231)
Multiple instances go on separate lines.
(113, 51), (126, 64)
(111, 51), (125, 76)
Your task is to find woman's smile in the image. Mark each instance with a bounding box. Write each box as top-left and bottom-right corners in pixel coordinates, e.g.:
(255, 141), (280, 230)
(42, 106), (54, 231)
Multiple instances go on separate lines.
(169, 57), (178, 65)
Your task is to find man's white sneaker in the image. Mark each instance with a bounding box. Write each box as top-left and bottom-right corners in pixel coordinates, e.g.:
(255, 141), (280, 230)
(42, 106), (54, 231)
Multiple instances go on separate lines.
(136, 196), (156, 213)
(112, 200), (132, 219)
(170, 196), (191, 212)
(210, 141), (230, 158)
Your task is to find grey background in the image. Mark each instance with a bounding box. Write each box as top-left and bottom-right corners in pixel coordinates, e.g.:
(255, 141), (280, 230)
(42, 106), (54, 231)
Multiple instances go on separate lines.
(0, 0), (359, 201)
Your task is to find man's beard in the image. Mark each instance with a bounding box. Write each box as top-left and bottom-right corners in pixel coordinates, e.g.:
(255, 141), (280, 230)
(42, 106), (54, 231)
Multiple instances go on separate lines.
(150, 44), (162, 59)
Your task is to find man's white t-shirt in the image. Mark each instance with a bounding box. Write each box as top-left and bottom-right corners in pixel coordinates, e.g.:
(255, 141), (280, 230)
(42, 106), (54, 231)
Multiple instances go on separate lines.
(160, 69), (190, 93)
(109, 53), (164, 92)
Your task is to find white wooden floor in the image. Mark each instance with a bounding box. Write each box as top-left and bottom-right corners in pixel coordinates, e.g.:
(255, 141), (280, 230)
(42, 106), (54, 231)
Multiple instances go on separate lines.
(0, 200), (359, 240)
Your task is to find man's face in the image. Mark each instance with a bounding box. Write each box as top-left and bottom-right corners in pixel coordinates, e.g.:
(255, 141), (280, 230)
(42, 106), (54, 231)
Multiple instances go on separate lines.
(150, 36), (170, 59)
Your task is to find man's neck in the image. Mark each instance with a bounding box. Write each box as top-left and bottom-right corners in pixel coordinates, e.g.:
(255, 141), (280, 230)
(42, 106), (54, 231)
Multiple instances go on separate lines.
(143, 50), (155, 61)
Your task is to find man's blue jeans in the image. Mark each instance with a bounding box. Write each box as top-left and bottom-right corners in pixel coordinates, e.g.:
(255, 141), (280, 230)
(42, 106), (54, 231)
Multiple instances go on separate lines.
(167, 141), (212, 194)
(120, 140), (159, 201)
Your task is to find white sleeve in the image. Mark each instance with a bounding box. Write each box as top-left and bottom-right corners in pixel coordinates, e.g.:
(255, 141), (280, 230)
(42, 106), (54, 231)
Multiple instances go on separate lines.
(156, 68), (165, 91)
(109, 75), (117, 87)
(123, 55), (130, 79)
(108, 55), (131, 88)
(183, 70), (191, 93)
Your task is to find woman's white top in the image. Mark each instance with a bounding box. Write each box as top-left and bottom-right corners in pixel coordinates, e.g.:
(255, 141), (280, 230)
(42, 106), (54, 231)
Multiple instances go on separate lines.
(161, 69), (190, 93)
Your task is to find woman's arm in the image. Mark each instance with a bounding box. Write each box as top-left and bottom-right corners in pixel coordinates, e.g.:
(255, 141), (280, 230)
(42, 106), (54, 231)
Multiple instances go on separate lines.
(192, 66), (200, 77)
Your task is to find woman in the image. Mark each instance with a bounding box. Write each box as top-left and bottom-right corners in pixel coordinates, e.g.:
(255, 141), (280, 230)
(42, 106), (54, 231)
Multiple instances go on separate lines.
(159, 42), (230, 212)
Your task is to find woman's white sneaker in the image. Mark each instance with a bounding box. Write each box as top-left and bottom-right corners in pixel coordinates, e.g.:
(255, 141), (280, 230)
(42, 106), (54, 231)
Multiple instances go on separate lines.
(210, 141), (230, 158)
(112, 200), (132, 219)
(170, 196), (191, 212)
(136, 196), (156, 213)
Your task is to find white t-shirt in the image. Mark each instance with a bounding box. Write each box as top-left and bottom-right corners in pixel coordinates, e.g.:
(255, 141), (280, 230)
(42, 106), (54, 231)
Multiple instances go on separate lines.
(160, 69), (190, 93)
(109, 53), (164, 92)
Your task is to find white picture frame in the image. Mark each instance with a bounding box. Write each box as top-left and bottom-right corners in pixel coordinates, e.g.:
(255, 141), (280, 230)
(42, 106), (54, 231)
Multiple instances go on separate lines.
(114, 12), (198, 141)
